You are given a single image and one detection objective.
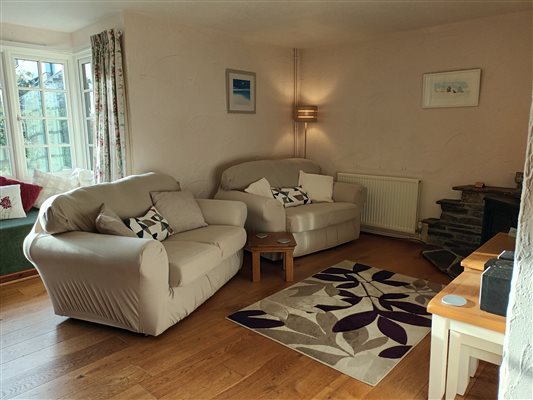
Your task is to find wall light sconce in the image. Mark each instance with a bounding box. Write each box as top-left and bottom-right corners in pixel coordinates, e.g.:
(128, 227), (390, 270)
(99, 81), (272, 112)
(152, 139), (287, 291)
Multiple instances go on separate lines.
(293, 105), (318, 158)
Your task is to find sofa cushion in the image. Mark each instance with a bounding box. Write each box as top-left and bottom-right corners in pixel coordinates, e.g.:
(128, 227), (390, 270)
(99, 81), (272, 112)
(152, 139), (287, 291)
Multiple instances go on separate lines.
(95, 203), (137, 237)
(151, 190), (207, 234)
(244, 177), (273, 199)
(171, 225), (246, 259)
(124, 206), (173, 241)
(271, 186), (310, 208)
(299, 171), (334, 203)
(162, 238), (223, 287)
(285, 202), (359, 233)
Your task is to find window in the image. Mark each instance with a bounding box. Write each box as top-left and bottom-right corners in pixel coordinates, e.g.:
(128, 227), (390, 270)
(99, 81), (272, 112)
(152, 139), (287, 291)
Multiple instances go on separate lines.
(0, 81), (14, 176)
(1, 46), (92, 180)
(15, 58), (73, 173)
(79, 60), (95, 170)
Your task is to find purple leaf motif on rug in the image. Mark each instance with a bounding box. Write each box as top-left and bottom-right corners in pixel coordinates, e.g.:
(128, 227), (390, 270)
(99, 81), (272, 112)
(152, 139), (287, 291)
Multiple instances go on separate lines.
(377, 316), (408, 345)
(230, 309), (284, 329)
(333, 310), (378, 332)
(379, 345), (412, 359)
(227, 260), (443, 386)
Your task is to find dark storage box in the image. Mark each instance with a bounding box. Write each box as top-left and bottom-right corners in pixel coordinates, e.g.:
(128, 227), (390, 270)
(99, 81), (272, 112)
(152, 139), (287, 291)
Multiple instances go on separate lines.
(480, 258), (513, 316)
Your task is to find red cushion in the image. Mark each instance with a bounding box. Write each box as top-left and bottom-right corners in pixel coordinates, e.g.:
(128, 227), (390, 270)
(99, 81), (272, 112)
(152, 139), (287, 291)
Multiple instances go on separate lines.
(0, 176), (43, 212)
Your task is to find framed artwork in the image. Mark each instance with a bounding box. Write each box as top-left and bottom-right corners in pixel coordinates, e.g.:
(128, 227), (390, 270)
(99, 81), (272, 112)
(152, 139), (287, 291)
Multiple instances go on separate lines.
(226, 69), (256, 113)
(422, 68), (481, 108)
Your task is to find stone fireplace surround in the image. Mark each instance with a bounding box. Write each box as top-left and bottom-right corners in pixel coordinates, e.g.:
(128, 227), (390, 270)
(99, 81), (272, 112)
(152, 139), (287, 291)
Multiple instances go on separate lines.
(422, 185), (520, 277)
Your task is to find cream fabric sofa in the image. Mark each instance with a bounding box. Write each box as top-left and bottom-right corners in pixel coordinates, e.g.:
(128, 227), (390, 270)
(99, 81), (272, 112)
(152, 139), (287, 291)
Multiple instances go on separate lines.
(23, 172), (247, 336)
(215, 158), (366, 257)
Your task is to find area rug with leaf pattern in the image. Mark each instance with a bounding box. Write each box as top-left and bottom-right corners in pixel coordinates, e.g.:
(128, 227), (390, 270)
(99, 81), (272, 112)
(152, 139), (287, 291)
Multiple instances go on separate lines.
(227, 260), (444, 386)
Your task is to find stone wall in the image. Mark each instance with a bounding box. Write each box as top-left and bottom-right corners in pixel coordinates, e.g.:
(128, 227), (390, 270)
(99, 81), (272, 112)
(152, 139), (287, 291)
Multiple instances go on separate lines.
(423, 185), (520, 256)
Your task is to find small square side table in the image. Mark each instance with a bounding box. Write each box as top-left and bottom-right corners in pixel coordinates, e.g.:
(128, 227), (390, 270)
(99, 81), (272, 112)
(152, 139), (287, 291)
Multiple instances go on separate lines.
(247, 232), (297, 282)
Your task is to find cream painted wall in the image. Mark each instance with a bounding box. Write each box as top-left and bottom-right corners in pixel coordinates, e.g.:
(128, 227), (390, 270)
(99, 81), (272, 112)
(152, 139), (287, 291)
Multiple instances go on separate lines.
(122, 12), (294, 197)
(0, 23), (72, 48)
(0, 16), (122, 50)
(70, 15), (123, 50)
(300, 11), (532, 220)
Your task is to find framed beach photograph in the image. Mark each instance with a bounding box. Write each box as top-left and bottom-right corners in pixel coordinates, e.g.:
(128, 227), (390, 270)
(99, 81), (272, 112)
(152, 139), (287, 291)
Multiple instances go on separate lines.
(226, 69), (256, 113)
(422, 68), (481, 108)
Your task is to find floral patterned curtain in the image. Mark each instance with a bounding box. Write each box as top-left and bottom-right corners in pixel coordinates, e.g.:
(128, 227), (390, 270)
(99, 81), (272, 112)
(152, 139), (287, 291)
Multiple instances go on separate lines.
(90, 29), (127, 183)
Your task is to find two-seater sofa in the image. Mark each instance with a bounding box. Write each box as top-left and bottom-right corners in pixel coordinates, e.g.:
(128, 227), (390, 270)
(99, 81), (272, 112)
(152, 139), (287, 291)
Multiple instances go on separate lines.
(23, 172), (247, 336)
(215, 158), (367, 257)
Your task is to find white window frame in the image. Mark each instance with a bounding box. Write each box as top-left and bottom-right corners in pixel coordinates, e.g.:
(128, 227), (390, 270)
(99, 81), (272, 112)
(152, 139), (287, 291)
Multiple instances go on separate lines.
(0, 59), (17, 177)
(75, 49), (94, 170)
(1, 44), (90, 180)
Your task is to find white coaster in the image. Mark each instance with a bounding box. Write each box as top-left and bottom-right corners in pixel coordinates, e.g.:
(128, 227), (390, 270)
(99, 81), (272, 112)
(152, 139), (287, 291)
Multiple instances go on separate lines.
(255, 233), (269, 239)
(277, 238), (291, 244)
(441, 294), (467, 307)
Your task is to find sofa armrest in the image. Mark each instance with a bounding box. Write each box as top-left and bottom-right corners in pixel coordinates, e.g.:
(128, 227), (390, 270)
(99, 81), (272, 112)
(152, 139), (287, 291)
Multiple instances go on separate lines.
(24, 231), (169, 335)
(196, 198), (247, 227)
(333, 181), (367, 206)
(215, 190), (286, 232)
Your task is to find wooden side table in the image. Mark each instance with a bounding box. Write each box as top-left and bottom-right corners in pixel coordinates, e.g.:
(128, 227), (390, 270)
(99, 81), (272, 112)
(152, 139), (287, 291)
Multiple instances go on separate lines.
(247, 232), (297, 282)
(427, 269), (506, 399)
(461, 232), (515, 271)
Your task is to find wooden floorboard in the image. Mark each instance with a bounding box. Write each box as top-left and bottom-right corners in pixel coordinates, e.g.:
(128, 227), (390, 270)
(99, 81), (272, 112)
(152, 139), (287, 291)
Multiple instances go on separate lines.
(0, 233), (499, 399)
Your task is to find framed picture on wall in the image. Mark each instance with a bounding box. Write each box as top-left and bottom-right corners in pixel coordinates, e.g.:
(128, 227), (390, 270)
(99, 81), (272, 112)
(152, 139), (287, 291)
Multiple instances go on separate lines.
(226, 69), (256, 113)
(422, 68), (481, 108)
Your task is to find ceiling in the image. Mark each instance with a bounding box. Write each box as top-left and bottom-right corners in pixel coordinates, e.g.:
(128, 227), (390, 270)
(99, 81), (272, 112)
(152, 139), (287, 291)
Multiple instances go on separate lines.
(1, 0), (531, 48)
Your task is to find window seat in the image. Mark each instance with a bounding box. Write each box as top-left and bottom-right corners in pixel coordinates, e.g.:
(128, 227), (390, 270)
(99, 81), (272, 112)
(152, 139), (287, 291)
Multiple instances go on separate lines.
(0, 208), (38, 276)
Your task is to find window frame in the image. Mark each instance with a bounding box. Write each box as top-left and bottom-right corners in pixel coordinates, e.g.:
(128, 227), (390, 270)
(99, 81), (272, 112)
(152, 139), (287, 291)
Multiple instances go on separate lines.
(0, 59), (17, 177)
(75, 49), (94, 171)
(1, 44), (90, 180)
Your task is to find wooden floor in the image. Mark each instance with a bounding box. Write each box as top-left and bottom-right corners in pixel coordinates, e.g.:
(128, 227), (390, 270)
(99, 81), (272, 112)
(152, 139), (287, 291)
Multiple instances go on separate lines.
(0, 233), (499, 399)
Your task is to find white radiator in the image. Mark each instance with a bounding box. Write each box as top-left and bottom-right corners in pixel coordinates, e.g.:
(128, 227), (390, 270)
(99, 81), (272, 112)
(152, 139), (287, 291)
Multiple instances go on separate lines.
(337, 172), (421, 235)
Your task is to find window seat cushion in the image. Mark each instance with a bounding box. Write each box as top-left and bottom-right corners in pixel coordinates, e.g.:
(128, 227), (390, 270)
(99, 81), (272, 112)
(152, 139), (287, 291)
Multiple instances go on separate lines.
(0, 208), (39, 275)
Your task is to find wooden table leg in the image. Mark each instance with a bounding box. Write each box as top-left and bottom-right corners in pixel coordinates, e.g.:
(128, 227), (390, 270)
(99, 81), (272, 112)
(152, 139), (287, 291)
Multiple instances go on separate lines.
(252, 250), (261, 282)
(428, 314), (450, 400)
(284, 250), (294, 282)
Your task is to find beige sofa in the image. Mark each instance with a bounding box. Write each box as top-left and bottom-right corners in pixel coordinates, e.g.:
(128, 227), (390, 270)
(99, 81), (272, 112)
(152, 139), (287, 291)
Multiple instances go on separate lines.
(215, 158), (366, 257)
(23, 172), (247, 336)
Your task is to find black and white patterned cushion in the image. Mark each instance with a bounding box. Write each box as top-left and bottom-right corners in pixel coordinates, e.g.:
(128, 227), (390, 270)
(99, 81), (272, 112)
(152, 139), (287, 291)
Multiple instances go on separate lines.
(271, 186), (310, 208)
(124, 206), (173, 241)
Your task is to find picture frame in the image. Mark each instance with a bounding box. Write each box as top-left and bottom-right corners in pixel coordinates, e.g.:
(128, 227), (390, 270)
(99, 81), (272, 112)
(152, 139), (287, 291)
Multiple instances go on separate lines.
(422, 68), (481, 108)
(226, 69), (256, 113)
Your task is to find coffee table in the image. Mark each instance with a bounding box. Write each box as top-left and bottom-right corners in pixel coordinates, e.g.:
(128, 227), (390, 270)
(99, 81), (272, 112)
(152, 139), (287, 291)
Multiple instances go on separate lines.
(247, 232), (297, 282)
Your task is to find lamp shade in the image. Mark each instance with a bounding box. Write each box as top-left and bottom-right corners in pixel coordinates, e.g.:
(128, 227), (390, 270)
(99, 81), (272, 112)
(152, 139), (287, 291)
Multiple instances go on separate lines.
(294, 105), (318, 122)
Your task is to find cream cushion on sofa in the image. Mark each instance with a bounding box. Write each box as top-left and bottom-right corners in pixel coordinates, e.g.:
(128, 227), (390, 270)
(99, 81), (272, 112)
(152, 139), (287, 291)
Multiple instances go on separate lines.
(244, 177), (273, 198)
(95, 204), (137, 237)
(165, 224), (247, 286)
(172, 225), (246, 259)
(162, 238), (222, 287)
(151, 190), (207, 233)
(298, 170), (334, 203)
(285, 202), (359, 233)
